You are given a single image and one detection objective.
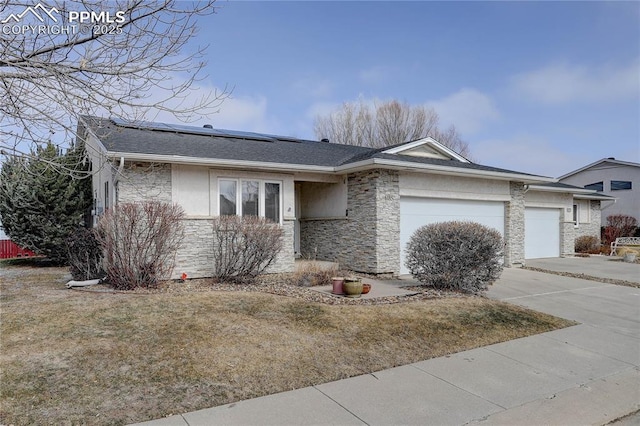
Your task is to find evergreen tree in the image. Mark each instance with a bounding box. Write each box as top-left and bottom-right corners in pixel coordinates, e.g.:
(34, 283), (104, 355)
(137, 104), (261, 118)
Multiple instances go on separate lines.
(0, 142), (92, 263)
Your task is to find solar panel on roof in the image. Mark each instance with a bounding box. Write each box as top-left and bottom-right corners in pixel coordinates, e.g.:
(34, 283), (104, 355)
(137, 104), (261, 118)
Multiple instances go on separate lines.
(110, 117), (278, 142)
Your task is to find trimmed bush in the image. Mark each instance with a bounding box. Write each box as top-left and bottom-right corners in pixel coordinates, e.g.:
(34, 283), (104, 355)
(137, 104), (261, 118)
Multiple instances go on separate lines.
(66, 227), (104, 280)
(405, 221), (504, 294)
(574, 235), (600, 254)
(97, 202), (185, 290)
(211, 215), (284, 283)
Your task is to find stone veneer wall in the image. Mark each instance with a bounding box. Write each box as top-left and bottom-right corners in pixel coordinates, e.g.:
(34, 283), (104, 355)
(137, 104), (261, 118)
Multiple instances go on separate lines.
(116, 162), (295, 278)
(504, 182), (525, 266)
(300, 169), (400, 275)
(172, 219), (295, 279)
(117, 162), (172, 203)
(560, 222), (576, 256)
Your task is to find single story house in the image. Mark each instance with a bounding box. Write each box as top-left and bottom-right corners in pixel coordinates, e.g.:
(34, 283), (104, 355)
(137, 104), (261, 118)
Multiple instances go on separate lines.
(81, 116), (607, 278)
(559, 158), (639, 226)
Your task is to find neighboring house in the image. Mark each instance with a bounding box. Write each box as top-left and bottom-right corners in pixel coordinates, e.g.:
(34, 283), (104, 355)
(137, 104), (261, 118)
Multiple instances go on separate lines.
(559, 158), (640, 226)
(81, 116), (606, 278)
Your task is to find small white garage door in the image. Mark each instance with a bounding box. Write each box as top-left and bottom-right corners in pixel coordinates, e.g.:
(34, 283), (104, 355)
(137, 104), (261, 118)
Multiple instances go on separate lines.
(525, 208), (560, 259)
(399, 197), (505, 275)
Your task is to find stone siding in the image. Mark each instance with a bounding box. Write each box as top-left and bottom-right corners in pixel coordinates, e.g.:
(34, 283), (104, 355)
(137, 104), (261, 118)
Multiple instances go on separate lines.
(117, 162), (172, 204)
(173, 219), (295, 279)
(572, 200), (602, 253)
(504, 182), (525, 266)
(267, 219), (296, 274)
(116, 162), (295, 277)
(561, 222), (576, 256)
(300, 170), (400, 275)
(173, 219), (215, 278)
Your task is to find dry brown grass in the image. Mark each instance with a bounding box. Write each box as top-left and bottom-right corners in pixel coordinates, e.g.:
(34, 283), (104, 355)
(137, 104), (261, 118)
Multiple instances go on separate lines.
(0, 263), (574, 425)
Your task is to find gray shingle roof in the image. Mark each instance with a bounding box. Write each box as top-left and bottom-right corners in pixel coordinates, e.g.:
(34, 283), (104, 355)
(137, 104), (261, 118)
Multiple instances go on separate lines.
(83, 116), (549, 178)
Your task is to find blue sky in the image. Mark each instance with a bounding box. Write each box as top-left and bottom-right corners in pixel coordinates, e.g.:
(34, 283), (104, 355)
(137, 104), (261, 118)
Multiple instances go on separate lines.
(178, 1), (639, 178)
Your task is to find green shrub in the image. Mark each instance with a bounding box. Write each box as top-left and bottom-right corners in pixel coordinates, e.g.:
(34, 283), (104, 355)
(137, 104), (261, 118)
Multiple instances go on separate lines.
(66, 227), (104, 280)
(405, 221), (504, 294)
(574, 235), (600, 254)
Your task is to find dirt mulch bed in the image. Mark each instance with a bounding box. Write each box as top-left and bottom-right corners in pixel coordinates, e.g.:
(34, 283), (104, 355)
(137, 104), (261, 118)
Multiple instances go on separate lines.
(74, 274), (470, 305)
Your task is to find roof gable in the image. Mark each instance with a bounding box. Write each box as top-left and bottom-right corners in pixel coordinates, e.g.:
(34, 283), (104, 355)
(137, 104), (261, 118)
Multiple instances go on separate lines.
(382, 138), (470, 163)
(558, 158), (640, 180)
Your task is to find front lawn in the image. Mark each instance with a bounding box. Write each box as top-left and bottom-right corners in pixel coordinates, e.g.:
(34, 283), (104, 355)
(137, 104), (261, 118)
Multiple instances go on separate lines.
(0, 264), (574, 425)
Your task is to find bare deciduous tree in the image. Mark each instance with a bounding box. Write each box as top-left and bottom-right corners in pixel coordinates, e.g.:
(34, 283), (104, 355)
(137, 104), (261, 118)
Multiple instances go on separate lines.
(314, 99), (471, 158)
(1, 0), (227, 170)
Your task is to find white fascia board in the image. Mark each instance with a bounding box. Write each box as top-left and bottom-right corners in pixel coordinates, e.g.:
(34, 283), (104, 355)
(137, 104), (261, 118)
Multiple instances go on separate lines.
(528, 184), (614, 201)
(382, 137), (470, 163)
(574, 193), (616, 201)
(528, 184), (596, 194)
(337, 158), (556, 183)
(105, 152), (336, 174)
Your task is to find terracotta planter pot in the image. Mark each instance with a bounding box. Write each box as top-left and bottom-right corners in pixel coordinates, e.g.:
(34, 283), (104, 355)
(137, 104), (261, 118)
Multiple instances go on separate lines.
(362, 283), (371, 294)
(343, 278), (363, 298)
(331, 277), (344, 295)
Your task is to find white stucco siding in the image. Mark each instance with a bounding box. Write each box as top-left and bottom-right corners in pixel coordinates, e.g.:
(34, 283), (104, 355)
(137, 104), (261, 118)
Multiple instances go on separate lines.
(575, 199), (591, 224)
(299, 180), (347, 218)
(172, 165), (210, 216)
(399, 172), (510, 201)
(85, 133), (116, 222)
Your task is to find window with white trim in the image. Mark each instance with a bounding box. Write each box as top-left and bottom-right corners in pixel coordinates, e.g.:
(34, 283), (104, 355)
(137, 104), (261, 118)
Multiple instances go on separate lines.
(218, 178), (282, 224)
(573, 204), (579, 226)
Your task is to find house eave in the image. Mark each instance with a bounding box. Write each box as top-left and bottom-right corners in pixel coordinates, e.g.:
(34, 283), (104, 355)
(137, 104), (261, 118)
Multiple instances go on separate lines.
(105, 151), (556, 183)
(573, 193), (615, 201)
(337, 158), (556, 184)
(104, 152), (337, 174)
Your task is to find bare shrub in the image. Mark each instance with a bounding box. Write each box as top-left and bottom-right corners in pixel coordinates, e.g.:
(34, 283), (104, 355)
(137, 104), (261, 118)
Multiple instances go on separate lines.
(97, 202), (185, 290)
(66, 227), (104, 281)
(405, 221), (504, 294)
(211, 216), (284, 283)
(289, 262), (339, 287)
(574, 235), (600, 254)
(603, 214), (638, 247)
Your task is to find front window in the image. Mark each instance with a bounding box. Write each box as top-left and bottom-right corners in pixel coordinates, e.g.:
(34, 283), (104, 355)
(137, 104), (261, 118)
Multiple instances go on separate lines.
(573, 204), (579, 226)
(242, 181), (259, 217)
(218, 178), (281, 223)
(265, 182), (281, 223)
(219, 180), (237, 216)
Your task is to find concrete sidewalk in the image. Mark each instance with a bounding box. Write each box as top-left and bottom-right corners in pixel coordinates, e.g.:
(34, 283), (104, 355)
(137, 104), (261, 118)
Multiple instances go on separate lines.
(131, 268), (640, 426)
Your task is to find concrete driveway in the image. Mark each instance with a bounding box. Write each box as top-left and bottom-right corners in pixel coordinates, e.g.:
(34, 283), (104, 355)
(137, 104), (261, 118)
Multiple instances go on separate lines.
(132, 268), (640, 426)
(525, 255), (640, 284)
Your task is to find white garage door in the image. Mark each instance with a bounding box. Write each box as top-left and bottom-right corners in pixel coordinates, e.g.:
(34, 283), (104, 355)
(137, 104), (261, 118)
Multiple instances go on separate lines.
(525, 208), (560, 259)
(399, 197), (505, 275)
